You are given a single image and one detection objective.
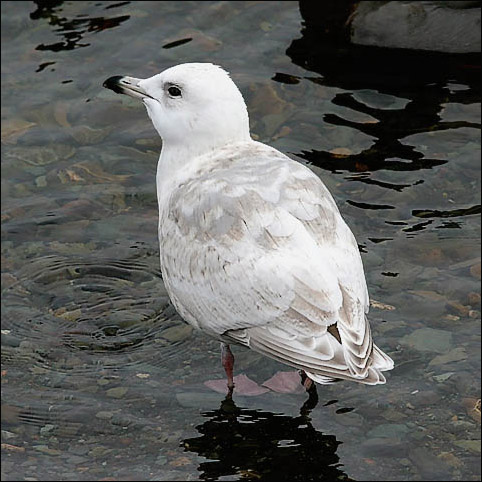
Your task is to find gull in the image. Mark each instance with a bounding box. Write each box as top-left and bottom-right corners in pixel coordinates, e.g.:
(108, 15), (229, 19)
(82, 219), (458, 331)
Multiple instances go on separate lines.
(103, 63), (394, 395)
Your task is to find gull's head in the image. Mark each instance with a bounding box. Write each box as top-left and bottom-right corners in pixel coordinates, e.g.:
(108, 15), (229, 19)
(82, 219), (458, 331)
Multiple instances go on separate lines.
(104, 63), (251, 153)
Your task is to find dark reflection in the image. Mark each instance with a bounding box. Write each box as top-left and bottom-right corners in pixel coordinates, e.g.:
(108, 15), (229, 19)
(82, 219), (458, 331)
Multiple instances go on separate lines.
(30, 1), (130, 52)
(162, 37), (193, 49)
(346, 200), (395, 210)
(412, 205), (481, 218)
(182, 392), (353, 481)
(285, 1), (480, 182)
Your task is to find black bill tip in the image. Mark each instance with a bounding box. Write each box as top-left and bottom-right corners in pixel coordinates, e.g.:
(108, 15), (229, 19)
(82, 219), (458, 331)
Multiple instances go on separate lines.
(103, 75), (126, 94)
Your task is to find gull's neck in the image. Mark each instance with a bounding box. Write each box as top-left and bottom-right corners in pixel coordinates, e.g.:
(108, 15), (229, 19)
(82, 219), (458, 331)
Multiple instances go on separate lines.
(156, 136), (253, 208)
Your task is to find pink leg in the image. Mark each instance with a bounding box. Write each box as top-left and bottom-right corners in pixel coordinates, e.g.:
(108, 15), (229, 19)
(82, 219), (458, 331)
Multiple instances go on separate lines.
(298, 370), (314, 391)
(221, 343), (235, 392)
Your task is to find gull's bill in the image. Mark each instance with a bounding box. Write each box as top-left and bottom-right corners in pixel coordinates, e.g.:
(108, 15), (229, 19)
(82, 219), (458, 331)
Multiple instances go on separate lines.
(103, 75), (154, 100)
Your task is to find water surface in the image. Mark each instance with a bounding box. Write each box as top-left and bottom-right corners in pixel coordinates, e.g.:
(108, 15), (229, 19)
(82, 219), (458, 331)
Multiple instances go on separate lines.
(1, 2), (480, 481)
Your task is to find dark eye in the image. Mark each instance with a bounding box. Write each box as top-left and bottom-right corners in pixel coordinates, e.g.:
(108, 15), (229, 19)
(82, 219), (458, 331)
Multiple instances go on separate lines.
(167, 86), (182, 97)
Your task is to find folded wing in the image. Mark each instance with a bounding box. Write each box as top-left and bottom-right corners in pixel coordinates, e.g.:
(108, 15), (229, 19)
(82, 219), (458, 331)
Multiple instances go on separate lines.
(160, 142), (393, 384)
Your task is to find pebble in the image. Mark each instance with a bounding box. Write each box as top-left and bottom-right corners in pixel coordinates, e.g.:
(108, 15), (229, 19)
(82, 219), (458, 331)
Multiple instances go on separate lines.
(35, 176), (47, 188)
(161, 324), (193, 343)
(450, 420), (476, 432)
(409, 447), (451, 479)
(411, 390), (440, 406)
(106, 387), (128, 399)
(454, 440), (481, 454)
(361, 438), (408, 458)
(155, 455), (168, 466)
(400, 328), (453, 353)
(175, 391), (224, 409)
(470, 262), (481, 280)
(33, 445), (61, 456)
(429, 348), (467, 366)
(467, 292), (481, 307)
(446, 300), (471, 317)
(334, 412), (364, 428)
(95, 411), (115, 420)
(367, 423), (410, 439)
(88, 446), (113, 458)
(462, 398), (481, 423)
(1, 430), (16, 441)
(380, 408), (407, 422)
(438, 451), (463, 468)
(39, 424), (55, 436)
(67, 455), (88, 465)
(433, 372), (455, 383)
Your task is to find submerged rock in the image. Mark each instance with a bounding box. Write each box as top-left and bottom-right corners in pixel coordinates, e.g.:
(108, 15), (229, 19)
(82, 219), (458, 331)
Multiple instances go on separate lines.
(400, 328), (453, 353)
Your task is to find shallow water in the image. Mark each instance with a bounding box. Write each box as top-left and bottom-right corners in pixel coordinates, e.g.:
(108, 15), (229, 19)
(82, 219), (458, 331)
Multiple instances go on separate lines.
(1, 2), (480, 481)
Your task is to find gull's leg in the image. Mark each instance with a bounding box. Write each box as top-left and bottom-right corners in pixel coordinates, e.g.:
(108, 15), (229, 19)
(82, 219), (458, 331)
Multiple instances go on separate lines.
(221, 343), (235, 393)
(298, 370), (315, 392)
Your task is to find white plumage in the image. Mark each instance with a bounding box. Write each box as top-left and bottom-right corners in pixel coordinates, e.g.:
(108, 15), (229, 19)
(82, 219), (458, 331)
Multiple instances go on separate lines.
(104, 63), (394, 387)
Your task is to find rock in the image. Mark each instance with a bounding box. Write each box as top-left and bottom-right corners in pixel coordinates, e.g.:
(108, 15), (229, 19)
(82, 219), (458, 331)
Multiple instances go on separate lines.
(88, 446), (112, 458)
(411, 390), (440, 406)
(95, 411), (115, 420)
(446, 301), (471, 317)
(409, 447), (451, 480)
(352, 90), (410, 111)
(39, 424), (55, 436)
(34, 445), (61, 455)
(400, 328), (453, 353)
(1, 430), (16, 441)
(335, 412), (364, 428)
(429, 348), (467, 366)
(8, 144), (75, 166)
(106, 386), (128, 399)
(370, 299), (395, 311)
(381, 408), (407, 422)
(470, 262), (481, 280)
(175, 392), (224, 409)
(35, 176), (47, 188)
(1, 119), (36, 144)
(408, 290), (446, 302)
(468, 292), (481, 307)
(438, 451), (463, 468)
(450, 420), (476, 433)
(454, 440), (481, 453)
(433, 372), (455, 383)
(367, 423), (410, 439)
(1, 333), (21, 348)
(110, 414), (133, 427)
(361, 437), (409, 457)
(1, 443), (25, 452)
(69, 125), (111, 145)
(462, 398), (481, 423)
(161, 324), (193, 343)
(351, 1), (481, 53)
(155, 454), (168, 466)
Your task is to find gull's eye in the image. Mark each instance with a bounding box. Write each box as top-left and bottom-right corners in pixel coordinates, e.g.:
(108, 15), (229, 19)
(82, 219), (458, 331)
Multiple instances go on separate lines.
(167, 86), (182, 98)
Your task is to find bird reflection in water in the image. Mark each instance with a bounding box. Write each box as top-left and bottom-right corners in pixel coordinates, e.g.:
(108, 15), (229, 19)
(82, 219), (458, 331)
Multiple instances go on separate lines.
(182, 389), (353, 481)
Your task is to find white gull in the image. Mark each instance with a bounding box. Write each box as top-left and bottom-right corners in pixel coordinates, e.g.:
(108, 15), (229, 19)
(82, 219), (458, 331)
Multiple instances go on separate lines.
(103, 63), (394, 393)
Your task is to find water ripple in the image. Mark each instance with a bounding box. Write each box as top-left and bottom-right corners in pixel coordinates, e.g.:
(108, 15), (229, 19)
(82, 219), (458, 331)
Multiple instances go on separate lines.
(2, 254), (193, 376)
